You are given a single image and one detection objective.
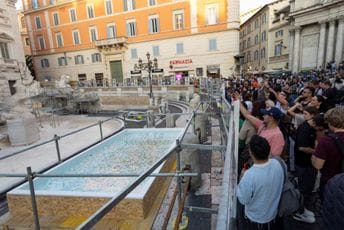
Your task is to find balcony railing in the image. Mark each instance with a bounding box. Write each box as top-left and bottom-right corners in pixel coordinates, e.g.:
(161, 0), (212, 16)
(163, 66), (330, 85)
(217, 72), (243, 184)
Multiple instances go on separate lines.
(95, 37), (127, 47)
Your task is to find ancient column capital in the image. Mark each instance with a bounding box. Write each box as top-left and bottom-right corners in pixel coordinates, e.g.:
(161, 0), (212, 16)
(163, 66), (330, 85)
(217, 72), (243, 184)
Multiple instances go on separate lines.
(338, 16), (344, 23)
(294, 26), (302, 32)
(328, 19), (336, 25)
(318, 19), (327, 25)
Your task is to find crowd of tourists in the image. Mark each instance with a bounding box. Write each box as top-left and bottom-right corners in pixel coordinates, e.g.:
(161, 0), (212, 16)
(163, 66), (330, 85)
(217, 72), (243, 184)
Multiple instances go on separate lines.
(225, 69), (344, 229)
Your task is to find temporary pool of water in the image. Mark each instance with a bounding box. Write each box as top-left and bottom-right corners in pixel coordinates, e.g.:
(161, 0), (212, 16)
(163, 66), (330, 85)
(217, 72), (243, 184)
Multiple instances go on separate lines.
(9, 128), (183, 198)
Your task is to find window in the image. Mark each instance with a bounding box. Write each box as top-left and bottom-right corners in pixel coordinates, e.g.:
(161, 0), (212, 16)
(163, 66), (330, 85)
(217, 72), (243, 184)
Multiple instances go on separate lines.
(78, 74), (86, 81)
(148, 16), (160, 34)
(75, 55), (84, 64)
(248, 24), (251, 33)
(176, 43), (184, 54)
(38, 36), (45, 49)
(275, 30), (283, 38)
(173, 10), (184, 30)
(255, 19), (259, 29)
(107, 24), (116, 38)
(35, 16), (41, 29)
(148, 0), (156, 6)
(32, 0), (38, 9)
(0, 42), (10, 59)
(153, 46), (159, 56)
(126, 20), (137, 37)
(124, 0), (135, 11)
(50, 0), (56, 4)
(209, 38), (217, 51)
(21, 17), (26, 28)
(87, 5), (95, 19)
(52, 12), (59, 26)
(58, 57), (67, 66)
(262, 13), (266, 24)
(69, 8), (77, 22)
(105, 0), (113, 15)
(91, 53), (102, 62)
(89, 27), (98, 42)
(243, 40), (246, 49)
(261, 48), (265, 59)
(247, 51), (251, 62)
(206, 5), (218, 25)
(55, 32), (63, 47)
(261, 31), (266, 42)
(41, 59), (49, 68)
(196, 68), (203, 77)
(72, 30), (80, 45)
(254, 34), (259, 45)
(25, 37), (30, 46)
(254, 50), (259, 60)
(247, 38), (251, 47)
(275, 44), (282, 56)
(131, 48), (138, 59)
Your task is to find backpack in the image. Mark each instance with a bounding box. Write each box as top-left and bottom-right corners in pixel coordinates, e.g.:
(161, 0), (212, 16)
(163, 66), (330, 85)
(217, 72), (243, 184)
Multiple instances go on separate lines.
(326, 133), (344, 172)
(273, 156), (303, 217)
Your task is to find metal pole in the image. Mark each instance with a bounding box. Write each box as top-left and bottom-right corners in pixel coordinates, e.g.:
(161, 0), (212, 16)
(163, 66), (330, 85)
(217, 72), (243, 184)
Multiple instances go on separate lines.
(176, 139), (182, 202)
(149, 68), (153, 99)
(54, 134), (61, 162)
(27, 167), (40, 230)
(98, 120), (103, 141)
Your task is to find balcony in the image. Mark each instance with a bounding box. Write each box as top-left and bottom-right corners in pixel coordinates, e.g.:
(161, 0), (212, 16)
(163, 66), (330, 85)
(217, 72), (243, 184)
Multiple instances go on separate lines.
(95, 37), (127, 51)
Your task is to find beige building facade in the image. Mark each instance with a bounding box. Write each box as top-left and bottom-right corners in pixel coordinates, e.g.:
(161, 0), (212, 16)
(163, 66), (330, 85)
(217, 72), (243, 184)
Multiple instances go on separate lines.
(289, 0), (344, 72)
(0, 0), (27, 100)
(17, 11), (31, 56)
(240, 0), (290, 74)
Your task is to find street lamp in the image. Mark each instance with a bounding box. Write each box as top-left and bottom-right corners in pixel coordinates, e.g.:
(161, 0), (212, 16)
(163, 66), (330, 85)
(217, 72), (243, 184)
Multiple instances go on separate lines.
(135, 52), (158, 99)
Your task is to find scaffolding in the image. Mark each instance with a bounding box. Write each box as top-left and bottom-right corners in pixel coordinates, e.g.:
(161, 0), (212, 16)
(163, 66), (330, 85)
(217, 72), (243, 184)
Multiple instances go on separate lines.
(0, 79), (240, 229)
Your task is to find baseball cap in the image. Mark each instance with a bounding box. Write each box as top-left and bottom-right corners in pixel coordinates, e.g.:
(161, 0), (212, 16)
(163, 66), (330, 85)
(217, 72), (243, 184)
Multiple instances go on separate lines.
(260, 107), (284, 120)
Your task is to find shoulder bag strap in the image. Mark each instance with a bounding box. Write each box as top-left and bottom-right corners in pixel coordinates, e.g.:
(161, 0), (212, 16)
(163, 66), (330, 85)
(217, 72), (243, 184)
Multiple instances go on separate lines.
(272, 156), (287, 184)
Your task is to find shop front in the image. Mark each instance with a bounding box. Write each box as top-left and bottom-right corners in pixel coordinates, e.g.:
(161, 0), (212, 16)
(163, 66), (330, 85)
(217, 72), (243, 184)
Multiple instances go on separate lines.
(206, 65), (220, 78)
(169, 58), (194, 85)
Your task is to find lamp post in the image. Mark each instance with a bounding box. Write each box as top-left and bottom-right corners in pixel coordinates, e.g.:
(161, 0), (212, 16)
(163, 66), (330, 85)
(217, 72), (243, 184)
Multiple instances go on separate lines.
(134, 52), (158, 99)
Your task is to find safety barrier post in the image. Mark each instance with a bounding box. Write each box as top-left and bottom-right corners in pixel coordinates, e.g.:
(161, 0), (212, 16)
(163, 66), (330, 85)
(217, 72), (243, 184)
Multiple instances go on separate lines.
(98, 120), (103, 141)
(54, 134), (61, 162)
(27, 167), (40, 230)
(176, 139), (182, 202)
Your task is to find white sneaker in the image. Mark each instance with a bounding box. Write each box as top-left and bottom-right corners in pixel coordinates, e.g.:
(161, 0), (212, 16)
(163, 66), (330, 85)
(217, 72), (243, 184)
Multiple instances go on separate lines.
(303, 208), (315, 217)
(293, 212), (316, 224)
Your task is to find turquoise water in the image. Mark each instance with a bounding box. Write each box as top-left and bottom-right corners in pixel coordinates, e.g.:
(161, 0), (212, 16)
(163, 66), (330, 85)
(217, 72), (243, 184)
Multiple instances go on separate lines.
(15, 128), (183, 197)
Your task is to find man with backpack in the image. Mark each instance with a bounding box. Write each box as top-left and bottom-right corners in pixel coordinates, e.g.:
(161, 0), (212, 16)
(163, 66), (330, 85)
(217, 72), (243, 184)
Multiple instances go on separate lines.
(236, 135), (284, 229)
(312, 106), (344, 198)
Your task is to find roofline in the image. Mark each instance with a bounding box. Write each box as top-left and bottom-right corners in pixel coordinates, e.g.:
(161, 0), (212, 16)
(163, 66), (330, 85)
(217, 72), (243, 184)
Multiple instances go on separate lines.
(240, 0), (286, 26)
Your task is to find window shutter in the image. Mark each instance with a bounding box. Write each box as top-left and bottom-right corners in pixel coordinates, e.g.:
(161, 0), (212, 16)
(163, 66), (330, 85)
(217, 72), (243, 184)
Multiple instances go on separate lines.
(74, 56), (78, 64)
(133, 22), (137, 36)
(123, 0), (128, 11)
(113, 25), (116, 37)
(156, 18), (160, 32)
(126, 23), (130, 36)
(132, 0), (136, 10)
(148, 19), (152, 33)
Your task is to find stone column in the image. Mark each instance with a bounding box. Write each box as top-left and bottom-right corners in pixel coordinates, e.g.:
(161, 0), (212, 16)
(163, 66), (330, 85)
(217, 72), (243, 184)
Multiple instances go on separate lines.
(288, 29), (295, 71)
(317, 21), (327, 68)
(326, 20), (336, 63)
(292, 27), (301, 73)
(335, 18), (344, 63)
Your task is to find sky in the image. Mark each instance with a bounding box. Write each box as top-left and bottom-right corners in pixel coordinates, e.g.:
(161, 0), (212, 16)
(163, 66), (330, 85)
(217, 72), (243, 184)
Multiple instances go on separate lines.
(240, 0), (275, 14)
(16, 0), (276, 14)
